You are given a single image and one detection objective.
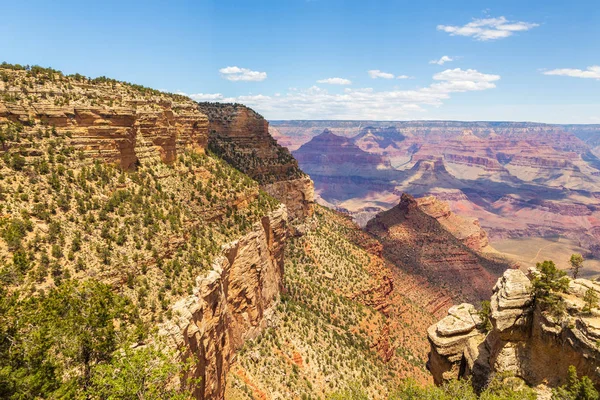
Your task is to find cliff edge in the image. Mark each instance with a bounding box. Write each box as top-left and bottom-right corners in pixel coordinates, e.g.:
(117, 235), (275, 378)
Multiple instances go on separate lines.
(428, 268), (600, 394)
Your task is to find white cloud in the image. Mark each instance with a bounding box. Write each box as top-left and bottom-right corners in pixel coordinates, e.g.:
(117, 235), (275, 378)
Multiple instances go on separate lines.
(543, 66), (600, 80)
(182, 68), (498, 119)
(369, 70), (411, 79)
(316, 77), (352, 85)
(219, 66), (267, 82)
(433, 68), (500, 83)
(429, 56), (454, 65)
(187, 93), (226, 101)
(429, 68), (500, 93)
(368, 70), (395, 79)
(437, 16), (538, 41)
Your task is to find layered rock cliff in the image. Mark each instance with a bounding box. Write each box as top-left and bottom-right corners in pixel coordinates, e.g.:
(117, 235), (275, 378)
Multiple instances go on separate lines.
(197, 102), (314, 219)
(366, 194), (510, 308)
(279, 120), (600, 258)
(428, 268), (600, 393)
(0, 66), (293, 399)
(161, 205), (288, 399)
(0, 70), (208, 170)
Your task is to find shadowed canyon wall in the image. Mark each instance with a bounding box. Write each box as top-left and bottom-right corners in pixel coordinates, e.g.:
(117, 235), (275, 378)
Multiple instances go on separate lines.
(198, 103), (315, 220)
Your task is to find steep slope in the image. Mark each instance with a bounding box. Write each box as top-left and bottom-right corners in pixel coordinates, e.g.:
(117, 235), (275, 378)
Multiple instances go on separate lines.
(197, 102), (314, 220)
(225, 206), (439, 399)
(0, 65), (291, 399)
(366, 194), (510, 306)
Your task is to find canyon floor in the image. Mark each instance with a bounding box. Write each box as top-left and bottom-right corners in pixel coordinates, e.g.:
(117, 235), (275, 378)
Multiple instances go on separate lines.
(492, 236), (600, 278)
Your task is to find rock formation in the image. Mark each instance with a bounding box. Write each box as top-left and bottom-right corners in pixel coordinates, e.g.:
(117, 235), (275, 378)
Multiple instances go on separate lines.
(366, 194), (509, 307)
(161, 205), (288, 400)
(280, 120), (600, 256)
(417, 195), (491, 253)
(0, 71), (208, 170)
(197, 102), (314, 219)
(0, 67), (304, 400)
(428, 268), (600, 393)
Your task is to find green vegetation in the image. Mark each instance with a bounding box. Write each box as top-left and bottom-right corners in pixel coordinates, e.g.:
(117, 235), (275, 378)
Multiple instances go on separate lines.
(583, 288), (599, 314)
(531, 260), (570, 319)
(325, 374), (537, 400)
(553, 366), (599, 400)
(0, 279), (192, 399)
(479, 300), (493, 332)
(570, 253), (585, 279)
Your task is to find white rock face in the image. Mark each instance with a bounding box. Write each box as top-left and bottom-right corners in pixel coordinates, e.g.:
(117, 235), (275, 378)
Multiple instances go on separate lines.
(491, 269), (532, 334)
(428, 268), (600, 392)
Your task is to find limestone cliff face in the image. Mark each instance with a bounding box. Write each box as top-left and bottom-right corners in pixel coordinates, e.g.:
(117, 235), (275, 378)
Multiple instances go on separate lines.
(262, 176), (315, 220)
(161, 205), (288, 400)
(0, 71), (208, 170)
(428, 269), (600, 392)
(197, 102), (314, 219)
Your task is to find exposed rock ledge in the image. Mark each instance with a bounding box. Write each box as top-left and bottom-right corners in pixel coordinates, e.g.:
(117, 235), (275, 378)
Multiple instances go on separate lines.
(262, 176), (315, 220)
(428, 268), (600, 393)
(160, 204), (288, 399)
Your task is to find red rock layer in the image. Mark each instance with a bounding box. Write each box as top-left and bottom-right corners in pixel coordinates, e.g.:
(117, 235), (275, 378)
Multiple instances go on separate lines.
(366, 194), (510, 306)
(197, 103), (315, 219)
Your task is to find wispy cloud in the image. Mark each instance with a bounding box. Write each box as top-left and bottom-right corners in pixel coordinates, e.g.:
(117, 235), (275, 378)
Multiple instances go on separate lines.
(369, 70), (412, 79)
(543, 66), (600, 80)
(186, 93), (226, 101)
(183, 68), (500, 119)
(219, 66), (267, 82)
(437, 16), (538, 41)
(316, 77), (352, 85)
(368, 70), (395, 79)
(429, 68), (500, 92)
(429, 56), (454, 65)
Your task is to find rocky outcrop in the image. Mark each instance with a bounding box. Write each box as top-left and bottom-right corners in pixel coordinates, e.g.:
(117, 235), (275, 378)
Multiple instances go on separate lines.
(428, 268), (600, 392)
(427, 304), (485, 384)
(416, 195), (491, 252)
(0, 70), (208, 170)
(366, 194), (509, 307)
(161, 205), (288, 400)
(197, 102), (314, 219)
(262, 176), (315, 219)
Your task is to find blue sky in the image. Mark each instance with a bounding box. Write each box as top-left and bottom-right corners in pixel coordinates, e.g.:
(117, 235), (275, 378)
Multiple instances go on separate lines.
(1, 0), (598, 122)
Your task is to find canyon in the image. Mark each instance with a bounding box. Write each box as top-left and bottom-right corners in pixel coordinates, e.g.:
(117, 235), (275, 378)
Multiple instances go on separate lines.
(4, 64), (600, 400)
(276, 120), (600, 266)
(0, 67), (314, 399)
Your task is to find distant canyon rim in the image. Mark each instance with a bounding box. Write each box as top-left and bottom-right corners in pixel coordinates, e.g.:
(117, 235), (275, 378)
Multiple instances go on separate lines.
(270, 120), (600, 275)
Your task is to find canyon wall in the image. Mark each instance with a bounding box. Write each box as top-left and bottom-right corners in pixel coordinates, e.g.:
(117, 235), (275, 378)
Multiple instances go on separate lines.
(366, 194), (510, 307)
(198, 102), (314, 219)
(428, 268), (600, 392)
(0, 69), (300, 399)
(161, 205), (288, 399)
(283, 122), (600, 258)
(0, 73), (208, 169)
